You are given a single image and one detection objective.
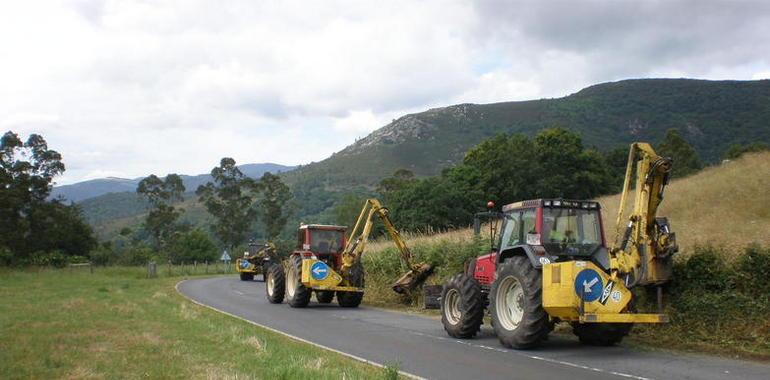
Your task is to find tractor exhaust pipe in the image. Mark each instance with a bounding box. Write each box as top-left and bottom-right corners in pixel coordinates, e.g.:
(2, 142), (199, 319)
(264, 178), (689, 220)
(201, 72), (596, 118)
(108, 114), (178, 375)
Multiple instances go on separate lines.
(392, 263), (435, 294)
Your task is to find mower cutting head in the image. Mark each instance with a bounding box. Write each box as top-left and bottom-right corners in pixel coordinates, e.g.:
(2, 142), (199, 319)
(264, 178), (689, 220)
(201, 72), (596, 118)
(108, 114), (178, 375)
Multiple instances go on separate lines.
(392, 262), (435, 294)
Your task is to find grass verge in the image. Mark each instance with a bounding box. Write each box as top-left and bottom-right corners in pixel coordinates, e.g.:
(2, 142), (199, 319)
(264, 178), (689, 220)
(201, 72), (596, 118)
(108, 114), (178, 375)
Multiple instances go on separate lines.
(0, 267), (396, 379)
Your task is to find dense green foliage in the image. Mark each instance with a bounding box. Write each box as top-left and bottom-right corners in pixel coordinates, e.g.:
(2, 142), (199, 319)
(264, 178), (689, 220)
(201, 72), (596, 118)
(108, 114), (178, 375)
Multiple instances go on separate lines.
(631, 244), (770, 355)
(196, 158), (260, 250)
(136, 174), (186, 248)
(657, 129), (703, 178)
(722, 141), (769, 160)
(257, 172), (294, 239)
(166, 229), (218, 263)
(0, 131), (96, 266)
(380, 128), (616, 231)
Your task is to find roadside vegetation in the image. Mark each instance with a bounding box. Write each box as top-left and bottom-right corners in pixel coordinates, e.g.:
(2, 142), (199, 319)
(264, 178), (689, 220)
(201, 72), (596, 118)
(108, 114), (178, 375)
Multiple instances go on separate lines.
(0, 268), (396, 379)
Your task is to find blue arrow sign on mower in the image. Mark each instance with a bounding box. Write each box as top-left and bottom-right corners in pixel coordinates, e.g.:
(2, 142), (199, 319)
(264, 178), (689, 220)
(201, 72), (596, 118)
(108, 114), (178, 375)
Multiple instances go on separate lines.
(310, 261), (329, 281)
(574, 268), (603, 302)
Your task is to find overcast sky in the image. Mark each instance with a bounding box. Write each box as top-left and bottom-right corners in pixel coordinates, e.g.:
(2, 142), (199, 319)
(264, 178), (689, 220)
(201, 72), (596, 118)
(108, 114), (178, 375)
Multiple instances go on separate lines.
(2, 0), (769, 185)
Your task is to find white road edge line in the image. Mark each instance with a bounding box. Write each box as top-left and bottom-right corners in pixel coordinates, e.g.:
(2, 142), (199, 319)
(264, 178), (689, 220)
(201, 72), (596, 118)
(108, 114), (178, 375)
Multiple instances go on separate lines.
(175, 280), (425, 380)
(410, 331), (654, 380)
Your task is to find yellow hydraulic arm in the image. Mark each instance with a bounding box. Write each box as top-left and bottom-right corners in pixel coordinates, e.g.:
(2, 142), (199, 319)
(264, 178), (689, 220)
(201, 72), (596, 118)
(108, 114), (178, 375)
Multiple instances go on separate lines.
(341, 199), (434, 294)
(609, 143), (677, 287)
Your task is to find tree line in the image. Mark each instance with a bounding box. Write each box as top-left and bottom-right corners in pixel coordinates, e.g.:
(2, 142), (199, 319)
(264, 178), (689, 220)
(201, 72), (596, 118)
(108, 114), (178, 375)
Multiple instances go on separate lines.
(92, 157), (295, 265)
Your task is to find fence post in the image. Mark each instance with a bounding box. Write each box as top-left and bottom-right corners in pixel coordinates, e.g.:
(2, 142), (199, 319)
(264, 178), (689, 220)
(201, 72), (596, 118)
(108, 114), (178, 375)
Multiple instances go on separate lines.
(194, 260), (197, 274)
(147, 262), (157, 278)
(168, 260), (172, 276)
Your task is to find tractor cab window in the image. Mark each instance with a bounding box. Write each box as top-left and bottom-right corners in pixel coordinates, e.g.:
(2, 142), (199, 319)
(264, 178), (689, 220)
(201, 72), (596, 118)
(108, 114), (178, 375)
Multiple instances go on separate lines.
(309, 229), (344, 254)
(500, 208), (536, 249)
(542, 207), (602, 256)
(500, 212), (521, 247)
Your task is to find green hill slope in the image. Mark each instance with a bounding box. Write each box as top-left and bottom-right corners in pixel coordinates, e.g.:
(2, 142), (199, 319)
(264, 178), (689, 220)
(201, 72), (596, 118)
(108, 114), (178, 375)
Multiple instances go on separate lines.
(285, 78), (770, 188)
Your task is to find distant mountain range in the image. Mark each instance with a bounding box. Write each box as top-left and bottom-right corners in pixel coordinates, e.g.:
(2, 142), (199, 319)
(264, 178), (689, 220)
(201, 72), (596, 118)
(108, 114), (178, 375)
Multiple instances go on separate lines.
(52, 163), (296, 203)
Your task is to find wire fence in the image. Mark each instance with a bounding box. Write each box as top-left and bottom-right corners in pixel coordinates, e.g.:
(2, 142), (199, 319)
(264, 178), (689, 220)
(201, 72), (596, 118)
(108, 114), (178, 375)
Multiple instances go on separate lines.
(64, 261), (237, 279)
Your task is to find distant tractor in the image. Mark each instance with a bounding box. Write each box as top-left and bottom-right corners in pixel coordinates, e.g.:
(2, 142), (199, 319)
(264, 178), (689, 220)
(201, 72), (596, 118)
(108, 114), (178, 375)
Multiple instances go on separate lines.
(265, 199), (434, 308)
(236, 241), (277, 281)
(441, 143), (678, 348)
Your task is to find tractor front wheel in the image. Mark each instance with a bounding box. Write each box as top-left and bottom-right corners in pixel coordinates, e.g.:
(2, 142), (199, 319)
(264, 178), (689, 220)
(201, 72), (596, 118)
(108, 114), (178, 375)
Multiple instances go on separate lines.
(572, 323), (632, 346)
(441, 273), (484, 338)
(489, 256), (551, 349)
(265, 263), (285, 304)
(286, 256), (311, 308)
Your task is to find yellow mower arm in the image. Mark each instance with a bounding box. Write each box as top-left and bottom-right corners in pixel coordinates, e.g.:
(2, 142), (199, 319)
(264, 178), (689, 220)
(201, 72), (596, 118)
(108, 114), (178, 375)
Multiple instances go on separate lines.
(341, 199), (434, 294)
(610, 143), (677, 287)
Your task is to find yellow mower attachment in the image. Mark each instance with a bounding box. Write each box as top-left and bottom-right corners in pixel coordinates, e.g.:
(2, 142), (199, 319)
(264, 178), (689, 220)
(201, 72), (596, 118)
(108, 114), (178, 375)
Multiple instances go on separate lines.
(542, 260), (667, 324)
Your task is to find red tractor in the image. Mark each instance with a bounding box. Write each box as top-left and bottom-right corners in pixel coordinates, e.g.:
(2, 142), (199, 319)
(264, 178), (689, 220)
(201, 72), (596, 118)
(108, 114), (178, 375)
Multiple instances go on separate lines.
(441, 143), (677, 349)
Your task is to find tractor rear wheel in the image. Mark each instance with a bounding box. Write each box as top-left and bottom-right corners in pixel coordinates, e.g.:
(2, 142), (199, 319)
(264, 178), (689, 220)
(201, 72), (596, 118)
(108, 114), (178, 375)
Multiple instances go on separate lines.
(316, 291), (335, 304)
(490, 256), (551, 349)
(265, 263), (285, 304)
(572, 323), (632, 346)
(286, 256), (311, 308)
(337, 262), (364, 308)
(441, 273), (484, 338)
(240, 272), (254, 281)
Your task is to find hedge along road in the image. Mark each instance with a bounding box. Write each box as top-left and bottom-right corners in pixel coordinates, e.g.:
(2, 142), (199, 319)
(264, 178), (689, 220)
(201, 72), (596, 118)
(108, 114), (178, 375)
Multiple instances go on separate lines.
(178, 277), (770, 380)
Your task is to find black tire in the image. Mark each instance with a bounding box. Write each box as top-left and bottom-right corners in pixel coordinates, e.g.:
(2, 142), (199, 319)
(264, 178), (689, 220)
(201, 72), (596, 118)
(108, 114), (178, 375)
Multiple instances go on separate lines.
(286, 256), (311, 308)
(489, 256), (551, 349)
(441, 273), (484, 338)
(337, 262), (364, 308)
(265, 263), (285, 304)
(316, 291), (335, 304)
(572, 323), (633, 346)
(240, 272), (254, 281)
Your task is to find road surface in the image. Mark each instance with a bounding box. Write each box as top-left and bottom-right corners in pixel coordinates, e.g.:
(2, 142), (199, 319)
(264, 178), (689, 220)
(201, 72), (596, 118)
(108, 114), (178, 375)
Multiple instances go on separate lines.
(178, 277), (770, 380)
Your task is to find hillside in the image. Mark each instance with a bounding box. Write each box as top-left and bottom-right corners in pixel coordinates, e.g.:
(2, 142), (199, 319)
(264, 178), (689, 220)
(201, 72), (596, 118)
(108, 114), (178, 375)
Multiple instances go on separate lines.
(285, 78), (770, 189)
(366, 151), (770, 255)
(597, 151), (770, 253)
(53, 163), (295, 203)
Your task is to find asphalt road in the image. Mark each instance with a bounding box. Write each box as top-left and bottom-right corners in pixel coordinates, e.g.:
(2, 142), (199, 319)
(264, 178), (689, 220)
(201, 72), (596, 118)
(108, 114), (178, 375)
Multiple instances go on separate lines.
(178, 277), (770, 380)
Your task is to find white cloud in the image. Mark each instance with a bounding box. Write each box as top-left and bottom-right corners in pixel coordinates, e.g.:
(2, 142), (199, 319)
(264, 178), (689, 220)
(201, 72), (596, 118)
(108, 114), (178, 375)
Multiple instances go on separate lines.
(0, 0), (769, 185)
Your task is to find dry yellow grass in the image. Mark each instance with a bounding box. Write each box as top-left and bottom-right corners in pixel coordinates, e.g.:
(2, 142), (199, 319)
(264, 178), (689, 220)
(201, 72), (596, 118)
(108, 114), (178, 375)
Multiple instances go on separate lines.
(598, 151), (770, 254)
(366, 151), (769, 257)
(366, 228), (479, 255)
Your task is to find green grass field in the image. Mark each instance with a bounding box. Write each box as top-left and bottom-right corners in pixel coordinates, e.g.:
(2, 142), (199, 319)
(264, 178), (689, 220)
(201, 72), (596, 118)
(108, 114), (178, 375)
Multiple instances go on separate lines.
(0, 268), (397, 380)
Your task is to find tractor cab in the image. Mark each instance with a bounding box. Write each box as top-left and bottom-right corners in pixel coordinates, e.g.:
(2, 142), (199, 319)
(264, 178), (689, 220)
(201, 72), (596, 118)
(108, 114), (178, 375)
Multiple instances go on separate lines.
(473, 199), (610, 286)
(500, 199), (606, 259)
(296, 224), (347, 267)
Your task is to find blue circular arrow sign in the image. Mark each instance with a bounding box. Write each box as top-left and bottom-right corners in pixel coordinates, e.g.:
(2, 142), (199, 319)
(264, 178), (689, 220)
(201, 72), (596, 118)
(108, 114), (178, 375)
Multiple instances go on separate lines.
(310, 261), (329, 281)
(574, 269), (603, 302)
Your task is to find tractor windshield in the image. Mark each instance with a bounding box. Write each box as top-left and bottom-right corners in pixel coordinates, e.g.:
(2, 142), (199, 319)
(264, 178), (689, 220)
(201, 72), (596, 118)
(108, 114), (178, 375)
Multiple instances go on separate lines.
(309, 229), (344, 254)
(542, 207), (602, 256)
